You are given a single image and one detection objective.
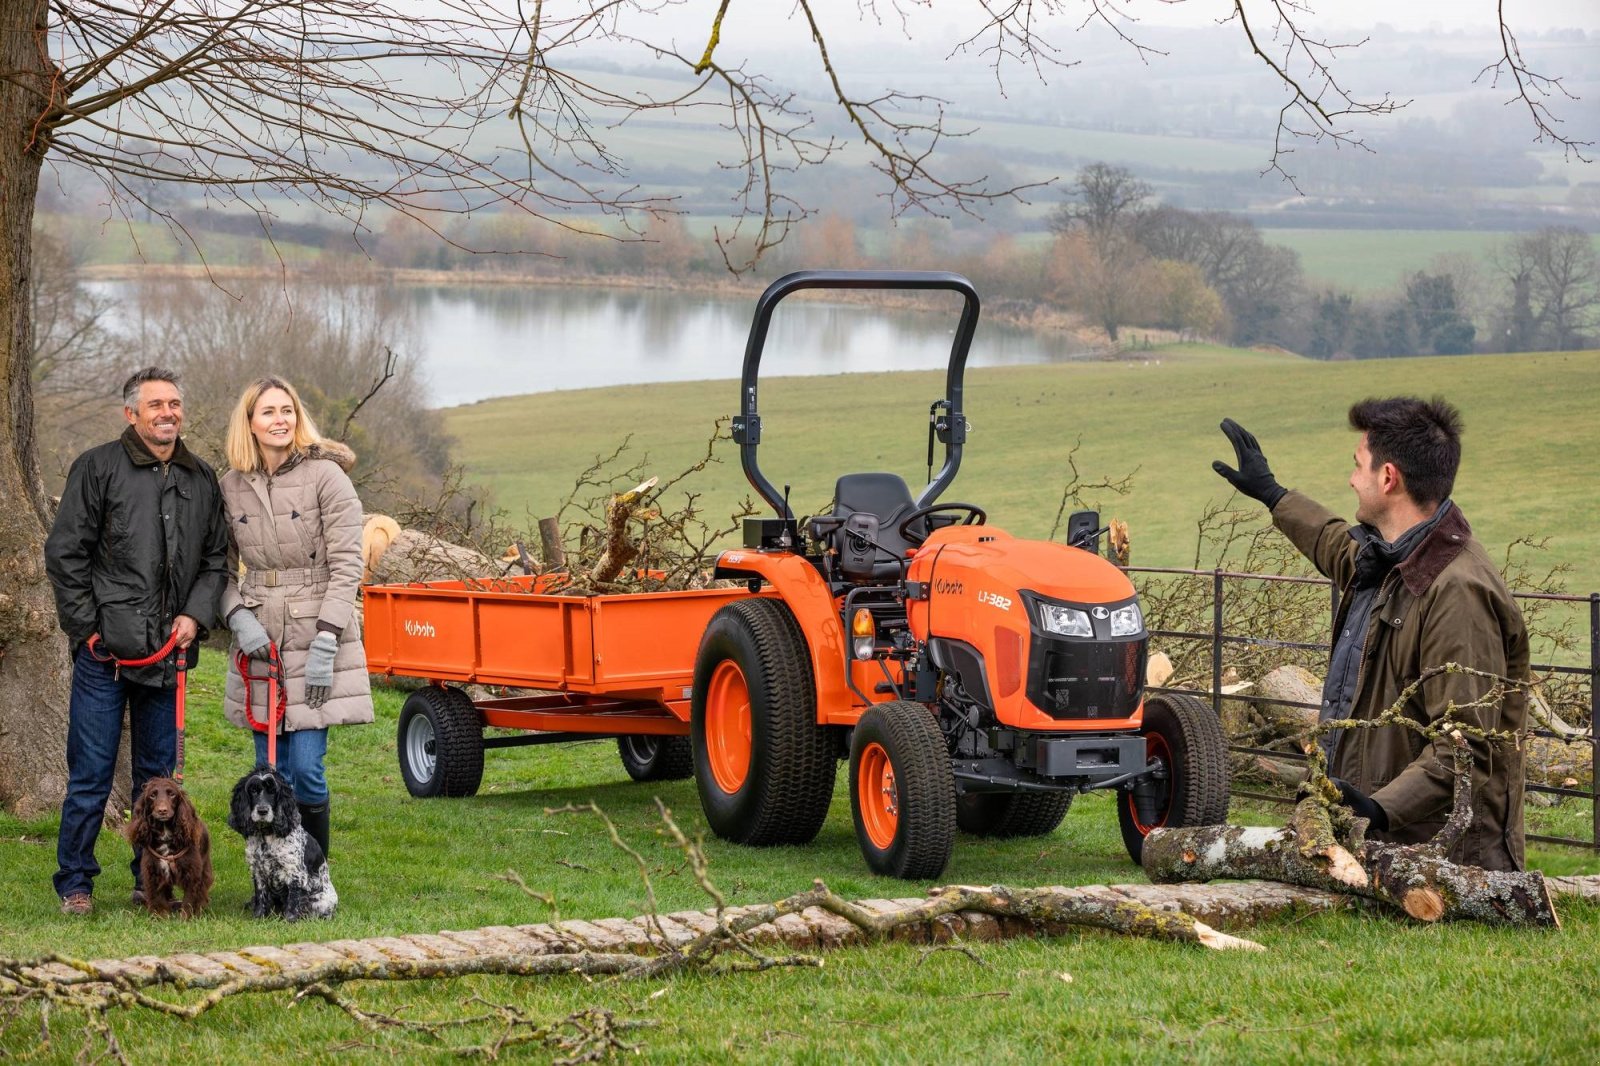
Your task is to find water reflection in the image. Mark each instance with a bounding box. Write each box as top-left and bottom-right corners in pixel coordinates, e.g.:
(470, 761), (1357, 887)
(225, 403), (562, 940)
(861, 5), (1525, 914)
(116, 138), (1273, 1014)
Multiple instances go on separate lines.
(92, 282), (1090, 407)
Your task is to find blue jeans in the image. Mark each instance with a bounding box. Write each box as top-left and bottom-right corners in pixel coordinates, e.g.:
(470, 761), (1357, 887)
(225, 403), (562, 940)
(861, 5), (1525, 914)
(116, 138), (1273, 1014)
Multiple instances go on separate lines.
(253, 728), (329, 806)
(54, 645), (178, 899)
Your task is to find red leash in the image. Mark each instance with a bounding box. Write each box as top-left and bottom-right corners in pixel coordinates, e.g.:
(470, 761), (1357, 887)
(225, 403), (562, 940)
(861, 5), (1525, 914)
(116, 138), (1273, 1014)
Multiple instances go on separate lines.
(236, 643), (286, 768)
(86, 632), (190, 783)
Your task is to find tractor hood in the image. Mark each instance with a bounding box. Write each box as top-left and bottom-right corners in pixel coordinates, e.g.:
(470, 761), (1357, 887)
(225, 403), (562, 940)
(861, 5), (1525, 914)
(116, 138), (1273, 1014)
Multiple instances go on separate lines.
(912, 525), (1136, 606)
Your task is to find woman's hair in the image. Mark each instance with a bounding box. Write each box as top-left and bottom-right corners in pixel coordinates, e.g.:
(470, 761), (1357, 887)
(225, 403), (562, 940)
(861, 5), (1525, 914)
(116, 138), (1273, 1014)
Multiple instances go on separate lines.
(224, 377), (324, 473)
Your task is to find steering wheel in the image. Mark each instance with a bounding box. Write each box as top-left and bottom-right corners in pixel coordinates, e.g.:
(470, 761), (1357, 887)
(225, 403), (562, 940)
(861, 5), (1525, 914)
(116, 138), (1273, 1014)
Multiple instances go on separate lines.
(897, 503), (986, 545)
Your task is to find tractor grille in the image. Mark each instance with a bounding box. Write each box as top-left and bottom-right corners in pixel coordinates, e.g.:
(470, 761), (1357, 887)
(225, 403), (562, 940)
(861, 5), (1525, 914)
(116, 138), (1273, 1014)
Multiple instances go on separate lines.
(1025, 634), (1145, 720)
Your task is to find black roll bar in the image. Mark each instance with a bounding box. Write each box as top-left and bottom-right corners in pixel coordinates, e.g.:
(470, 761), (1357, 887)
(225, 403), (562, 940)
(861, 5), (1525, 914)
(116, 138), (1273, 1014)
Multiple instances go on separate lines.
(730, 269), (981, 519)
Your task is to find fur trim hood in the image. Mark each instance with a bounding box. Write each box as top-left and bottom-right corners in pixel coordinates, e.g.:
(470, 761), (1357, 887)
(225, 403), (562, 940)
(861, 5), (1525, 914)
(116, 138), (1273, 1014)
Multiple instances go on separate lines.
(303, 440), (357, 472)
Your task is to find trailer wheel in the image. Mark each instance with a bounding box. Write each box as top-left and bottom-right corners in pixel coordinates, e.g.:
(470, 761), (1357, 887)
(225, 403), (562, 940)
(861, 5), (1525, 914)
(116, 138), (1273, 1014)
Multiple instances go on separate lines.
(617, 735), (694, 782)
(691, 599), (835, 845)
(956, 790), (1073, 838)
(849, 701), (956, 879)
(398, 686), (484, 798)
(1117, 692), (1229, 864)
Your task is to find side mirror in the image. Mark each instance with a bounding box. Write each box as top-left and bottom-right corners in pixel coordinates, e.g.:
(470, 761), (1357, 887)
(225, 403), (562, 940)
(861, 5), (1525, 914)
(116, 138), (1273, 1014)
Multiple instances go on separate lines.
(1066, 510), (1103, 555)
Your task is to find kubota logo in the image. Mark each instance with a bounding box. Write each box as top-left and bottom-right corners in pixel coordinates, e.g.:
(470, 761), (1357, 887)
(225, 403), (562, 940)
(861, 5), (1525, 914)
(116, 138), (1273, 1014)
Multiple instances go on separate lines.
(977, 590), (1012, 611)
(404, 620), (436, 638)
(933, 578), (964, 595)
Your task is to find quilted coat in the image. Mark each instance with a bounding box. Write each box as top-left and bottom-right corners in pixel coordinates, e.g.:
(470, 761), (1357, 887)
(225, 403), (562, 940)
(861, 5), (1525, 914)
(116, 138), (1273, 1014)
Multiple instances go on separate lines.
(220, 441), (373, 732)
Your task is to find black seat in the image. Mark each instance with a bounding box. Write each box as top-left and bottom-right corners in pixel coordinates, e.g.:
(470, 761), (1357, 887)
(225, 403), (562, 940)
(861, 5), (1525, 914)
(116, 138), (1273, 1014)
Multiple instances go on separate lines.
(830, 473), (923, 581)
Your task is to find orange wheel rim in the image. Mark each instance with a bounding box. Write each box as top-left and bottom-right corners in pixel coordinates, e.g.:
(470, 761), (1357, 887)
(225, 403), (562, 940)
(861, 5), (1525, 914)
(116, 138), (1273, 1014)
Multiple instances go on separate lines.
(857, 741), (898, 850)
(705, 660), (752, 794)
(1128, 731), (1173, 834)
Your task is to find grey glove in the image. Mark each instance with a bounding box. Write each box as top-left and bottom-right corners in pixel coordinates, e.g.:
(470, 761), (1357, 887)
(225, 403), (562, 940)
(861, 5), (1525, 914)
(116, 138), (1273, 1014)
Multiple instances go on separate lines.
(228, 608), (272, 660)
(304, 630), (339, 710)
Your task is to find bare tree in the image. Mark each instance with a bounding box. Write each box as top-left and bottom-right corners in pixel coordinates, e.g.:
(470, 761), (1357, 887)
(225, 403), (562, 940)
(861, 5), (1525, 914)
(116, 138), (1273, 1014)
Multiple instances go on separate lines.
(1516, 227), (1600, 351)
(1046, 162), (1151, 247)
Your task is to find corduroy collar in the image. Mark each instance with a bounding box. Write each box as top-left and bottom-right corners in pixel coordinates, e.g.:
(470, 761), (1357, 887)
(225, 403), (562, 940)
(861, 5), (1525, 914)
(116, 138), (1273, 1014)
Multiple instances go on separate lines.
(1395, 501), (1472, 598)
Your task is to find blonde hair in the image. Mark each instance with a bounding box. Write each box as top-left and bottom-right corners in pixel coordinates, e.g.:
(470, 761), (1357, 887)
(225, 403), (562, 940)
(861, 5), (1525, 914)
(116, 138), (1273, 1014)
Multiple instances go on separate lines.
(224, 377), (324, 473)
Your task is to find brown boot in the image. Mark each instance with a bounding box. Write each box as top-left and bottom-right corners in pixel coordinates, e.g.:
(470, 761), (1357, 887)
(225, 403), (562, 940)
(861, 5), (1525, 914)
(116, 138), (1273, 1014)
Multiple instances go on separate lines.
(59, 893), (94, 916)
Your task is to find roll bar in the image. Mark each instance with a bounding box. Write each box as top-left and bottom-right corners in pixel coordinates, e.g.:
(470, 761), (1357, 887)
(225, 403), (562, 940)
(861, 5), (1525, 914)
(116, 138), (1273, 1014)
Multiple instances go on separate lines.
(730, 270), (981, 519)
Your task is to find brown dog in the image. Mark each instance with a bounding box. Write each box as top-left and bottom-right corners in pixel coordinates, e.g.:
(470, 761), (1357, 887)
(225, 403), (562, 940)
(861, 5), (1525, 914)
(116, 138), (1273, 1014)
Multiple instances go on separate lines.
(127, 777), (214, 917)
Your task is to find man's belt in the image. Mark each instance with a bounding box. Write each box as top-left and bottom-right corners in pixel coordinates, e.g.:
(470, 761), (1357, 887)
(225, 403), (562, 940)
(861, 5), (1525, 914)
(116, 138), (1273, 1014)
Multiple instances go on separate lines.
(245, 565), (331, 588)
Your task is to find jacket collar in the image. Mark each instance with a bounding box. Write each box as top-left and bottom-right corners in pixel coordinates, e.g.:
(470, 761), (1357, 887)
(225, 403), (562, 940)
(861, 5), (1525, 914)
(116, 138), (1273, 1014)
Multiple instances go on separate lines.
(1395, 502), (1472, 597)
(120, 425), (201, 471)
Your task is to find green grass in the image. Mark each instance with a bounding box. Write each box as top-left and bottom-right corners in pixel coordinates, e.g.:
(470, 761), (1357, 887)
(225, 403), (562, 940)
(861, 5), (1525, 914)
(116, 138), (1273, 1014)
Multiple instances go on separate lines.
(2, 652), (1596, 1062)
(1266, 228), (1600, 293)
(447, 344), (1600, 594)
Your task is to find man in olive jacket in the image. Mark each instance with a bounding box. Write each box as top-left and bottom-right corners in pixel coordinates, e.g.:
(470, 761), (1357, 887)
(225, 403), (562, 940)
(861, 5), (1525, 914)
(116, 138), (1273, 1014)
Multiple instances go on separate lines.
(1213, 397), (1528, 871)
(44, 367), (229, 914)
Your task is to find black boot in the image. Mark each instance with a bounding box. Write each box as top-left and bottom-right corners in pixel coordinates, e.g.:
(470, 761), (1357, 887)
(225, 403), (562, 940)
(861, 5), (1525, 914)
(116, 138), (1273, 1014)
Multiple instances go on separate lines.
(298, 801), (331, 862)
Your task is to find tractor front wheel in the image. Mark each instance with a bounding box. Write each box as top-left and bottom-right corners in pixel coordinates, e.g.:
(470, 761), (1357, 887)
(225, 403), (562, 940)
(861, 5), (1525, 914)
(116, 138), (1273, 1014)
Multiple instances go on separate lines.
(617, 735), (694, 782)
(849, 701), (956, 879)
(398, 686), (484, 798)
(1117, 692), (1229, 864)
(691, 599), (835, 845)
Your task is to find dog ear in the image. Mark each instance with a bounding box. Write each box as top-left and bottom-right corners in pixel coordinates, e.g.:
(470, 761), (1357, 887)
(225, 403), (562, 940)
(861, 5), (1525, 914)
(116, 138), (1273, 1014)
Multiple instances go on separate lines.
(227, 773), (253, 834)
(273, 789), (298, 836)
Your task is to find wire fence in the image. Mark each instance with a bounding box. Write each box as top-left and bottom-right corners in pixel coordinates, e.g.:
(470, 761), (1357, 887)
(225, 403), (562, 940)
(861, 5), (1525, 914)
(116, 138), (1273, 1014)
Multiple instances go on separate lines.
(1127, 566), (1598, 852)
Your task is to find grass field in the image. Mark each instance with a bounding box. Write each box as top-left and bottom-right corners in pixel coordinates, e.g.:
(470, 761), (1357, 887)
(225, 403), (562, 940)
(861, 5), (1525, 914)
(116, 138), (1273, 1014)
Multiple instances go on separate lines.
(3, 654), (1597, 1063)
(445, 343), (1600, 595)
(1260, 229), (1600, 293)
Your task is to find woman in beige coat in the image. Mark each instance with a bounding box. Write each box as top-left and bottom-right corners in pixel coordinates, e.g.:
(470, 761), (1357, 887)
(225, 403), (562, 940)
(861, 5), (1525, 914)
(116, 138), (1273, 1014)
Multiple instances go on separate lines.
(220, 376), (372, 859)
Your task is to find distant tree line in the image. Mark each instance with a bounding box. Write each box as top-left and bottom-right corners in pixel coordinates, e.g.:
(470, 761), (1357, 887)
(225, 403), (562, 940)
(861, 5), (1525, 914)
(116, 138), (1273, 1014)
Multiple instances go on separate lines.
(34, 160), (1599, 361)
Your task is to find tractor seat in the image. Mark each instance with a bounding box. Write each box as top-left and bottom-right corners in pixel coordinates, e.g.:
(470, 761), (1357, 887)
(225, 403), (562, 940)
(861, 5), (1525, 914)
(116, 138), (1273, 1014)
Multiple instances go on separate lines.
(826, 472), (925, 582)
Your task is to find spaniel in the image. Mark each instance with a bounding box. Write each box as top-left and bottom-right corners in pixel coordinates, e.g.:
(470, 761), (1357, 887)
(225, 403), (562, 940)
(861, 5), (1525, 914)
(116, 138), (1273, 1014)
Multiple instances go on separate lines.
(227, 767), (338, 920)
(127, 776), (213, 917)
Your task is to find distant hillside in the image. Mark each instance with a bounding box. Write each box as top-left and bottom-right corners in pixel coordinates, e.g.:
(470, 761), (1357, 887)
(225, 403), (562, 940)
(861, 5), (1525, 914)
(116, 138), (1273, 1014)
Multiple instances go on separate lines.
(444, 343), (1600, 593)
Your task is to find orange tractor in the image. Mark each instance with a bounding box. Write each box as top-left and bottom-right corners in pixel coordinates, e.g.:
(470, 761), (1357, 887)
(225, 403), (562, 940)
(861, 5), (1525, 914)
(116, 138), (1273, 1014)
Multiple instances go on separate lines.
(364, 270), (1228, 878)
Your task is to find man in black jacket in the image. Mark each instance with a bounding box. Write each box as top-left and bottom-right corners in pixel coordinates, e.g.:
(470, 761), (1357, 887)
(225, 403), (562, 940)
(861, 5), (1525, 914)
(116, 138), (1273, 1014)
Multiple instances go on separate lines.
(45, 367), (228, 915)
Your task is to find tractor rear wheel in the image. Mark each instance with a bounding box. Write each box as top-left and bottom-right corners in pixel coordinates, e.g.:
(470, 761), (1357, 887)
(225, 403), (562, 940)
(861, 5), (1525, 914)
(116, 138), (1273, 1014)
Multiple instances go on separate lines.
(956, 790), (1073, 838)
(617, 735), (694, 782)
(1117, 692), (1229, 864)
(398, 686), (484, 798)
(691, 599), (835, 845)
(849, 701), (956, 879)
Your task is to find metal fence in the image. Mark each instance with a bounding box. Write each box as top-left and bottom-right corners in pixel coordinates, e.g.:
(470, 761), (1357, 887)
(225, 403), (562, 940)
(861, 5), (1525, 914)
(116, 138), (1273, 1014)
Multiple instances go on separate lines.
(1126, 565), (1599, 853)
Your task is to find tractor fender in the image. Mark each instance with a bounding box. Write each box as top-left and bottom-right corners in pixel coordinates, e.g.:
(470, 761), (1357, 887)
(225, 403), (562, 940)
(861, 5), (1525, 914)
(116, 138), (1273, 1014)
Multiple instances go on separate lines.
(712, 551), (858, 724)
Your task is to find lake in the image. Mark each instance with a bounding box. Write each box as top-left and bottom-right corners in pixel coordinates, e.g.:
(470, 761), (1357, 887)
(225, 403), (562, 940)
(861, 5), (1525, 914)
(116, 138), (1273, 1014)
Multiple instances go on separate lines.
(92, 281), (1091, 407)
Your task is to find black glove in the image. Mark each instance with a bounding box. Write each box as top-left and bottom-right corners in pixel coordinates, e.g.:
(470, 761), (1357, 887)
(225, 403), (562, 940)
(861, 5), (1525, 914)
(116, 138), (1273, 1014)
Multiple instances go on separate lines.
(1332, 778), (1389, 832)
(1212, 418), (1287, 510)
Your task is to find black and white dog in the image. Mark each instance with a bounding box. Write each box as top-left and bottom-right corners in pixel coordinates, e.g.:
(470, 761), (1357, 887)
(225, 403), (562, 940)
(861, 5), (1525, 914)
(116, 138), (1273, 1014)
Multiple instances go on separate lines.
(227, 767), (338, 920)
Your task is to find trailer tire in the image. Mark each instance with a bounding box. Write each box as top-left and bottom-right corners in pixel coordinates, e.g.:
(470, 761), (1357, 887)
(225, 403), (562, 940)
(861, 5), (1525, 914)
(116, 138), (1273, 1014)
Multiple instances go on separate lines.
(691, 599), (835, 845)
(398, 686), (484, 799)
(1117, 692), (1229, 864)
(617, 735), (694, 782)
(956, 790), (1073, 838)
(849, 701), (956, 879)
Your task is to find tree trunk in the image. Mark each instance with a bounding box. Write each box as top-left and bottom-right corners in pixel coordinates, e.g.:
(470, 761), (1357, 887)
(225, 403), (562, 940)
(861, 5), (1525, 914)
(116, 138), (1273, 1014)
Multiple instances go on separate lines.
(0, 2), (72, 819)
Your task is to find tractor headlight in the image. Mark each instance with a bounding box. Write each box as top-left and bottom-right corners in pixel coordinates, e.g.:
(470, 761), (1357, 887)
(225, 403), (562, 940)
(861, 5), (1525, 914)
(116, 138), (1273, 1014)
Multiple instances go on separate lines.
(1037, 603), (1093, 638)
(1108, 603), (1144, 637)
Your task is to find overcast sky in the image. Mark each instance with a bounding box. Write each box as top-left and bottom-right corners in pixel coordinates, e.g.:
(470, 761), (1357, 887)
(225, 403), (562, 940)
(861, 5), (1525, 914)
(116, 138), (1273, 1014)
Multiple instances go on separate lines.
(687, 1), (1600, 48)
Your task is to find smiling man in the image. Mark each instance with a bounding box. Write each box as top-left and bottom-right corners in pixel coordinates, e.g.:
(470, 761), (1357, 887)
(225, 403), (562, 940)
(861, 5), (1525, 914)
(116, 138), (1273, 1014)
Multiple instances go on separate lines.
(44, 367), (229, 914)
(1212, 398), (1529, 871)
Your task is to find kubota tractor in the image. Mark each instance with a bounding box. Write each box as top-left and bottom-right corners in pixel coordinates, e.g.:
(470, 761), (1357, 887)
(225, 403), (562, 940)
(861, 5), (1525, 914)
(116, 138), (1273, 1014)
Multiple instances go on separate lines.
(693, 270), (1229, 878)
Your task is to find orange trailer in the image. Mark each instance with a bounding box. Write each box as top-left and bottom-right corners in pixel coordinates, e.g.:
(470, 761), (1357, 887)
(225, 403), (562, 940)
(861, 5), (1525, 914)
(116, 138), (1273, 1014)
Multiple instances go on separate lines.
(363, 574), (756, 793)
(366, 270), (1229, 879)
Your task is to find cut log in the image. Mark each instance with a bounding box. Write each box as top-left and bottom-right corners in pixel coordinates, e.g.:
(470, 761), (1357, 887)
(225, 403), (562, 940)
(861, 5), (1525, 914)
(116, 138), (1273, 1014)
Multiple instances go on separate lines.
(589, 477), (657, 584)
(366, 529), (495, 585)
(1249, 664), (1320, 742)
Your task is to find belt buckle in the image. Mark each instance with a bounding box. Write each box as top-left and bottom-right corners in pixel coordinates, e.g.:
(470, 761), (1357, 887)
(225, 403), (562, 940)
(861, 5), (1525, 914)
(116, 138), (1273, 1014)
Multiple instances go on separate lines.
(261, 570), (279, 588)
